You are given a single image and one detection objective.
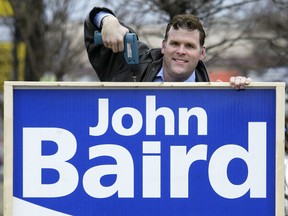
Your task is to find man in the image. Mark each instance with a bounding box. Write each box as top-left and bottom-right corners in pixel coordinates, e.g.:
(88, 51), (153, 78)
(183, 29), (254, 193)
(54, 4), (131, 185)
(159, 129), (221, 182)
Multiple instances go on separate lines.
(84, 7), (251, 89)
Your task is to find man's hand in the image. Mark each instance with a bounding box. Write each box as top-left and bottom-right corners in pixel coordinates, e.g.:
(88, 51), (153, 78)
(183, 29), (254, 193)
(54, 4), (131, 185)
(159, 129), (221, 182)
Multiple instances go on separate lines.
(101, 15), (129, 53)
(229, 76), (252, 90)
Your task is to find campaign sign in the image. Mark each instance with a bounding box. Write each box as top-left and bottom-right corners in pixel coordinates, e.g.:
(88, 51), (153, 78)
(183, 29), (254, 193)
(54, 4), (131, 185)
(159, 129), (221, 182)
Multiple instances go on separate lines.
(4, 82), (285, 216)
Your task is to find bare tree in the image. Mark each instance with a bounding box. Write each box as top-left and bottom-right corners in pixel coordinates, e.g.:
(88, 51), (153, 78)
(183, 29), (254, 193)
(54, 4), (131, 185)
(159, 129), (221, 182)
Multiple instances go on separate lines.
(9, 0), (87, 81)
(98, 0), (263, 75)
(43, 0), (86, 80)
(9, 0), (46, 80)
(249, 0), (288, 69)
(8, 0), (286, 80)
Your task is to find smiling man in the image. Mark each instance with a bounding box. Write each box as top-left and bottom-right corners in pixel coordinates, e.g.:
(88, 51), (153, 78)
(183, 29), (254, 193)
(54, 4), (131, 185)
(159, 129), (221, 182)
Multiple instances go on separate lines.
(160, 16), (206, 82)
(84, 7), (251, 88)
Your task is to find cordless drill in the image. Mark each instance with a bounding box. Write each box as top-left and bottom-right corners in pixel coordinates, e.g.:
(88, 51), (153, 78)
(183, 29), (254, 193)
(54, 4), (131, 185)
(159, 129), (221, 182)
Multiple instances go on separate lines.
(94, 31), (139, 65)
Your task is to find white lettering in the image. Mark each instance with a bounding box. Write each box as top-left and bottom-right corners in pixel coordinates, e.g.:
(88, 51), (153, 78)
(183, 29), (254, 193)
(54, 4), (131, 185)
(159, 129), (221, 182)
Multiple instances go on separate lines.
(208, 122), (266, 198)
(112, 108), (143, 136)
(89, 98), (109, 136)
(146, 95), (175, 135)
(83, 144), (134, 198)
(90, 96), (208, 136)
(23, 127), (78, 197)
(170, 145), (207, 198)
(143, 141), (161, 198)
(179, 107), (208, 135)
(22, 122), (267, 200)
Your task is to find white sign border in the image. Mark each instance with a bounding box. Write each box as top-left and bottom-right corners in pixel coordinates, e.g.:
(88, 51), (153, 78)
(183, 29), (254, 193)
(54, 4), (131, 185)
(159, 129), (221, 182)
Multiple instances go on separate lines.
(4, 81), (286, 216)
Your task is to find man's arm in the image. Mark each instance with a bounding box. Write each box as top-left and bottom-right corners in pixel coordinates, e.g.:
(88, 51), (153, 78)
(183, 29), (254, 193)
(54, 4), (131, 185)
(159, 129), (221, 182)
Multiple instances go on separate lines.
(100, 15), (129, 53)
(84, 7), (131, 81)
(84, 7), (128, 51)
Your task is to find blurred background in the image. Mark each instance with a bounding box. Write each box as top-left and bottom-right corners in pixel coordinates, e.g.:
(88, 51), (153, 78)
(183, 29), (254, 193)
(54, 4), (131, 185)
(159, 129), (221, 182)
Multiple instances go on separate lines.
(0, 0), (287, 215)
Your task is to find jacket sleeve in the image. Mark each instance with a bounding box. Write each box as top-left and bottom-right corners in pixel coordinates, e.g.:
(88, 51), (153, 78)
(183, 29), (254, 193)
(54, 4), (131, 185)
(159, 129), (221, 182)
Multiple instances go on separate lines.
(84, 7), (125, 81)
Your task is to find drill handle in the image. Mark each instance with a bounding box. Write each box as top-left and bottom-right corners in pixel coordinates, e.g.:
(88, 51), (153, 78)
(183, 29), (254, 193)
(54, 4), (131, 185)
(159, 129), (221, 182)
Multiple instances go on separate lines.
(94, 31), (104, 46)
(94, 31), (139, 64)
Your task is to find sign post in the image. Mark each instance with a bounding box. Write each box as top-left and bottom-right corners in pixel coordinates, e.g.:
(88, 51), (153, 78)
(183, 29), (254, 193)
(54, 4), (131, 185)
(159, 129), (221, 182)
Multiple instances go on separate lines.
(4, 82), (286, 216)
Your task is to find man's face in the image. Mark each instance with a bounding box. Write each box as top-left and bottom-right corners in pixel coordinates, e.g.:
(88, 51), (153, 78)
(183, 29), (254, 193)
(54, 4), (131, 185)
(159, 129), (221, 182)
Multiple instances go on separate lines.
(161, 27), (206, 82)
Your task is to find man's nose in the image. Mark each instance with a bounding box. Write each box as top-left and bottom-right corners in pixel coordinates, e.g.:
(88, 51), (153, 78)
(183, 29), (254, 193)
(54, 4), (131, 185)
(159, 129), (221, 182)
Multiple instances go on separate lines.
(176, 45), (186, 54)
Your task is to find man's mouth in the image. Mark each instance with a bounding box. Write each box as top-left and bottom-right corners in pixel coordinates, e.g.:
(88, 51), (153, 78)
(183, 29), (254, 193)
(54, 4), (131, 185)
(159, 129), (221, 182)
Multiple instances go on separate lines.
(173, 58), (187, 63)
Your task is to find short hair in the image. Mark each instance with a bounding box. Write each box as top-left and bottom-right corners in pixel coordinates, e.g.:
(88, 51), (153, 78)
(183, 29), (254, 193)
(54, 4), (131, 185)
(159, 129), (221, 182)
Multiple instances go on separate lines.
(164, 14), (206, 47)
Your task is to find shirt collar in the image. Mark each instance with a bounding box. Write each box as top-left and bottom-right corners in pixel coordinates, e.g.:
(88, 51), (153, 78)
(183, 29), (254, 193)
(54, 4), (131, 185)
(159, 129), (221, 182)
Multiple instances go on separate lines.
(153, 66), (196, 82)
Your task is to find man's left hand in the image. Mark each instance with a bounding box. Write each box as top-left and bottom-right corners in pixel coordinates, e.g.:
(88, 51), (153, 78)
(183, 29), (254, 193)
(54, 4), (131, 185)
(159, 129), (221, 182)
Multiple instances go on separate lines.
(229, 76), (252, 90)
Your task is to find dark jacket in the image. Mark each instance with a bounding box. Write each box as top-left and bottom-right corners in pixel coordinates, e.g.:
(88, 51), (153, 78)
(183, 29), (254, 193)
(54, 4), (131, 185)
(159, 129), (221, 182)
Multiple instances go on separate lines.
(84, 7), (210, 82)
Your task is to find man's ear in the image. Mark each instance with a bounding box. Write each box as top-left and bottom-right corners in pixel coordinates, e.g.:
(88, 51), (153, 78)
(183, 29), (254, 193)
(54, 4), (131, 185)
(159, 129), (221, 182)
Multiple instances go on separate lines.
(200, 46), (206, 59)
(161, 40), (166, 54)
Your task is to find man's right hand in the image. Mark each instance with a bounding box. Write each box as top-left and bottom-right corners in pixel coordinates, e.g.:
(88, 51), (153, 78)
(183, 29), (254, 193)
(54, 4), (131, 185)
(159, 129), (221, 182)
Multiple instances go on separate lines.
(101, 15), (129, 53)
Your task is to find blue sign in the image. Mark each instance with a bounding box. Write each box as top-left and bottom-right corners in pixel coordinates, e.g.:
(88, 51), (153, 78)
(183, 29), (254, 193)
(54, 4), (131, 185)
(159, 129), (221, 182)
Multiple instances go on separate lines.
(12, 86), (277, 215)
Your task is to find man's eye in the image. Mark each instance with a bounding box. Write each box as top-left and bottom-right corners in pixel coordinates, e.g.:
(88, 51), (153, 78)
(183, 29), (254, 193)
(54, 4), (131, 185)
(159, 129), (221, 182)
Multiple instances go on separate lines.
(186, 44), (195, 49)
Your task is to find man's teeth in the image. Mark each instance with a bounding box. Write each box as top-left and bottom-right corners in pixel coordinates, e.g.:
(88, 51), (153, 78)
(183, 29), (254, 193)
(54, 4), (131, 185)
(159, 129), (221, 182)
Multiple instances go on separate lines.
(175, 59), (186, 62)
